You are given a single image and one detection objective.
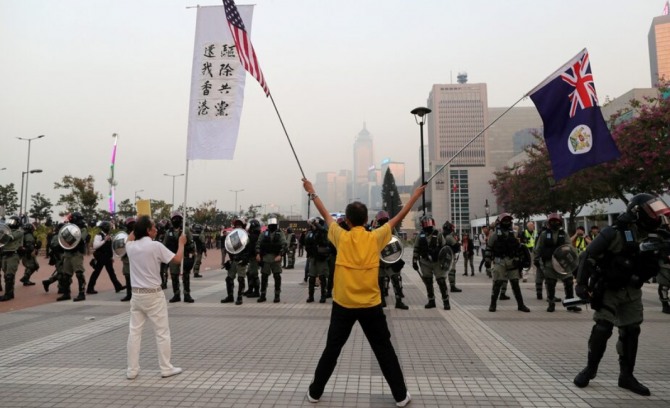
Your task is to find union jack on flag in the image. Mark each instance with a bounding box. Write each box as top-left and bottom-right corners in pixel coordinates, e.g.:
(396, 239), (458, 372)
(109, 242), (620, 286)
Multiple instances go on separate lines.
(528, 48), (620, 181)
(560, 52), (597, 118)
(223, 0), (270, 96)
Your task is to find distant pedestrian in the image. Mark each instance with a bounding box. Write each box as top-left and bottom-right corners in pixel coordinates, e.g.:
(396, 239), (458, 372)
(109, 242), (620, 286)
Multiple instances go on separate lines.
(125, 215), (185, 380)
(303, 178), (424, 407)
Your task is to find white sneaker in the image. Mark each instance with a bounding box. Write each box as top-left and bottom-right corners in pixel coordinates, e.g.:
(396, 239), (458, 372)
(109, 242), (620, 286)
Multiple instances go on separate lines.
(307, 391), (319, 403)
(126, 370), (138, 380)
(161, 367), (183, 378)
(396, 391), (411, 407)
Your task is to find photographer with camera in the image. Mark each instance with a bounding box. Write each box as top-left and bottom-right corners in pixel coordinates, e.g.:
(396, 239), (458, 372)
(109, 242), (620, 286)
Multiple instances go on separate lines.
(573, 193), (670, 396)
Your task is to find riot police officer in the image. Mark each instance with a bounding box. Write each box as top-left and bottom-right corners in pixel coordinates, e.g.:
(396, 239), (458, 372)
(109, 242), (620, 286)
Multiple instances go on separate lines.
(120, 217), (136, 302)
(221, 217), (251, 305)
(533, 213), (580, 312)
(304, 217), (330, 303)
(87, 221), (124, 294)
(164, 212), (195, 303)
(484, 213), (530, 313)
(60, 212), (89, 302)
(42, 222), (65, 294)
(0, 215), (25, 301)
(19, 223), (40, 286)
(244, 219), (262, 297)
(156, 219), (169, 289)
(657, 225), (670, 314)
(255, 214), (287, 303)
(286, 227), (297, 269)
(413, 215), (451, 310)
(192, 223), (207, 278)
(376, 211), (408, 309)
(441, 221), (462, 292)
(573, 193), (670, 396)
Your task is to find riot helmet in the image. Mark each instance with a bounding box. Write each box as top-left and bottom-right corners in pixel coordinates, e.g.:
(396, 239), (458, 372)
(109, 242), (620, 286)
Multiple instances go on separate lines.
(6, 215), (21, 229)
(232, 217), (246, 229)
(496, 213), (513, 230)
(267, 214), (278, 232)
(125, 217), (137, 233)
(336, 215), (349, 230)
(98, 221), (111, 234)
(69, 211), (86, 228)
(192, 223), (204, 234)
(170, 211), (183, 228)
(420, 215), (435, 232)
(547, 212), (562, 230)
(442, 221), (454, 235)
(626, 193), (670, 232)
(248, 218), (261, 233)
(286, 227), (293, 234)
(375, 211), (389, 227)
(23, 223), (35, 233)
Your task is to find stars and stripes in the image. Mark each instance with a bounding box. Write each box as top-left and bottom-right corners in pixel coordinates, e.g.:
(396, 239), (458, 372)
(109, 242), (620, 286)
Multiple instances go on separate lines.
(560, 51), (598, 118)
(223, 0), (270, 96)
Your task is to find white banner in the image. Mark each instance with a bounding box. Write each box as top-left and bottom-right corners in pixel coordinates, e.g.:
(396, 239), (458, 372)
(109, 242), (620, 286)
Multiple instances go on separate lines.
(186, 5), (254, 160)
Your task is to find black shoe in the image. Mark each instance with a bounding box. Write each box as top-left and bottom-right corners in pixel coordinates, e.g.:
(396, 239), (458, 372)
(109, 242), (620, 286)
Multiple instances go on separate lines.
(319, 297), (326, 304)
(0, 294), (15, 301)
(451, 287), (462, 293)
(306, 297), (314, 303)
(663, 302), (670, 314)
(194, 273), (202, 278)
(462, 273), (468, 276)
(221, 295), (234, 303)
(489, 303), (496, 312)
(235, 297), (243, 305)
(518, 305), (530, 312)
(396, 300), (409, 310)
(86, 290), (98, 295)
(574, 367), (596, 388)
(73, 293), (86, 302)
(23, 280), (36, 286)
(273, 295), (281, 303)
(161, 283), (168, 290)
(567, 306), (582, 312)
(536, 293), (543, 300)
(183, 294), (195, 303)
(499, 294), (510, 300)
(169, 295), (181, 303)
(115, 286), (126, 293)
(547, 302), (555, 312)
(247, 291), (260, 298)
(443, 300), (451, 311)
(257, 295), (267, 303)
(325, 291), (332, 299)
(56, 294), (71, 301)
(120, 296), (131, 302)
(42, 280), (50, 293)
(618, 374), (651, 396)
(424, 299), (436, 309)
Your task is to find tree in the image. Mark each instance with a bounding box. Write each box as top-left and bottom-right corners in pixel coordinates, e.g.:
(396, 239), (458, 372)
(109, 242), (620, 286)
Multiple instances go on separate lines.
(0, 183), (19, 215)
(191, 200), (218, 226)
(381, 168), (403, 219)
(151, 199), (172, 221)
(116, 199), (135, 219)
(29, 192), (53, 224)
(54, 175), (102, 220)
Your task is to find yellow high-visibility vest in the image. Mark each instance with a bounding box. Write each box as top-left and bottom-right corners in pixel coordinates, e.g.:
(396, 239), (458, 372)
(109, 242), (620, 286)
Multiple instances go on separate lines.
(524, 230), (536, 248)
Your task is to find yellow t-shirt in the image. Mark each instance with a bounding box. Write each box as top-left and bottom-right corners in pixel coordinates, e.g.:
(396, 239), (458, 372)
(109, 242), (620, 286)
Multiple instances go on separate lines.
(328, 223), (391, 308)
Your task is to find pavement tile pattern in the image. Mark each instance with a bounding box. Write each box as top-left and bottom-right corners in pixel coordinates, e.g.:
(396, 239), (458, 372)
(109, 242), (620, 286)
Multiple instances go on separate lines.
(1, 252), (669, 407)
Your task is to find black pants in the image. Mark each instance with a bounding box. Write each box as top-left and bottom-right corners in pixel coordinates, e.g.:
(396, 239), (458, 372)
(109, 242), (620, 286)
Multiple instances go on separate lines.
(309, 302), (407, 402)
(87, 257), (123, 292)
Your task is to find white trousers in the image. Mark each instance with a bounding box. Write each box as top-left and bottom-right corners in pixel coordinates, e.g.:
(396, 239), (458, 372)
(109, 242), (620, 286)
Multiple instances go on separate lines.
(127, 291), (175, 376)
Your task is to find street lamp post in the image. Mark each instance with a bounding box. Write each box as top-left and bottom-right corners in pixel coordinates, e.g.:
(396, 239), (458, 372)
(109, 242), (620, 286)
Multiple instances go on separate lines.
(485, 199), (490, 227)
(164, 173), (185, 211)
(134, 189), (144, 212)
(411, 107), (431, 216)
(20, 169), (42, 220)
(17, 135), (45, 215)
(229, 189), (244, 214)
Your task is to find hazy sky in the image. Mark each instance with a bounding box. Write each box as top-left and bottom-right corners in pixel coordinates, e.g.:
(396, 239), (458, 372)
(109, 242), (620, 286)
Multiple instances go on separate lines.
(0, 0), (664, 218)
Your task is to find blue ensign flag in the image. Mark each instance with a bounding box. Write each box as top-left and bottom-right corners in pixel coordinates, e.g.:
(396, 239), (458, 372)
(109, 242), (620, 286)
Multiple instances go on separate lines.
(528, 49), (620, 181)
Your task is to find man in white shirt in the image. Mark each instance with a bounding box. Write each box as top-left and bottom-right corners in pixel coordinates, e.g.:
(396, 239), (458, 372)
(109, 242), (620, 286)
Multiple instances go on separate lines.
(125, 215), (186, 380)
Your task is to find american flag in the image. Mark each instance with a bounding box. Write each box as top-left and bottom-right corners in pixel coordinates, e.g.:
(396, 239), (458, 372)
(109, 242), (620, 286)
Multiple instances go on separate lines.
(560, 52), (597, 118)
(223, 0), (270, 96)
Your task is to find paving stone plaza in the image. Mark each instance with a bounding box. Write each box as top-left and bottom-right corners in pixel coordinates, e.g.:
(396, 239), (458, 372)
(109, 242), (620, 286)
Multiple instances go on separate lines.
(1, 252), (669, 408)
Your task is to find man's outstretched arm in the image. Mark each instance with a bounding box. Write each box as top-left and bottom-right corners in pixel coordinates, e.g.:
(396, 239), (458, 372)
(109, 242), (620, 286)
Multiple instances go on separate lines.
(302, 178), (334, 226)
(388, 184), (426, 230)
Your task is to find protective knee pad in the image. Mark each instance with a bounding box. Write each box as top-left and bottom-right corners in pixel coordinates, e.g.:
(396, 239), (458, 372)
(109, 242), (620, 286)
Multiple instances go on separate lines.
(618, 323), (641, 340)
(659, 284), (669, 302)
(591, 320), (614, 342)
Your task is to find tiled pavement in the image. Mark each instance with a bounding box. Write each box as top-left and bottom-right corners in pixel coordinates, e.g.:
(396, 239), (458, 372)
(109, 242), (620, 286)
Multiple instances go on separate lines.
(1, 252), (669, 408)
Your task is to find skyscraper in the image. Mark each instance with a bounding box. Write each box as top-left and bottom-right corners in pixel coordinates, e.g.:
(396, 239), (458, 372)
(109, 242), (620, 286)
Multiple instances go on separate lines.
(648, 11), (670, 86)
(353, 123), (374, 204)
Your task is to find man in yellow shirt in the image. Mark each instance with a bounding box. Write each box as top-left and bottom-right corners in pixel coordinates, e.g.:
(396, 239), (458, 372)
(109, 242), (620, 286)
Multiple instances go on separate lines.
(302, 178), (425, 408)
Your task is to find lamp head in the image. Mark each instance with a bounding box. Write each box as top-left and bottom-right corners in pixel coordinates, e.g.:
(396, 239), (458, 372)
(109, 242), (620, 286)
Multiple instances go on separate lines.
(410, 107), (431, 117)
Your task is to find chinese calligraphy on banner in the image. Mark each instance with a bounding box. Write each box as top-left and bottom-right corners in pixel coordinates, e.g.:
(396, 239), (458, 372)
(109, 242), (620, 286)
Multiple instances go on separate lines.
(187, 5), (255, 160)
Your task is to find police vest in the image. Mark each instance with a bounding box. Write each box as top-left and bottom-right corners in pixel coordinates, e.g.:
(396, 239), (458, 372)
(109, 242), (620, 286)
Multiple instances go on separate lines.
(524, 230), (536, 249)
(417, 230), (442, 261)
(491, 228), (519, 258)
(599, 226), (640, 289)
(93, 232), (113, 260)
(259, 231), (283, 254)
(540, 229), (566, 262)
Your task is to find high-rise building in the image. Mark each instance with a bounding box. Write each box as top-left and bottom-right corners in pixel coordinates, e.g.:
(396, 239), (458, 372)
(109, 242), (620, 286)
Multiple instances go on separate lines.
(381, 159), (406, 186)
(353, 123), (374, 204)
(425, 80), (495, 229)
(487, 107), (542, 169)
(649, 12), (670, 86)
